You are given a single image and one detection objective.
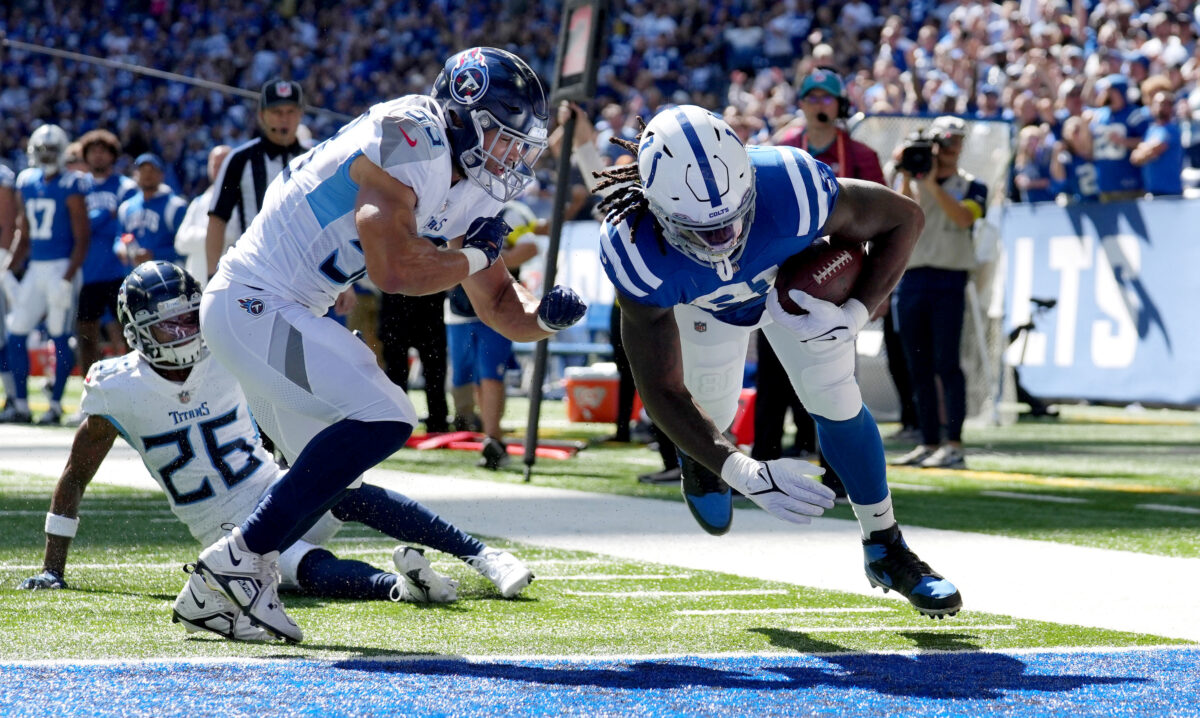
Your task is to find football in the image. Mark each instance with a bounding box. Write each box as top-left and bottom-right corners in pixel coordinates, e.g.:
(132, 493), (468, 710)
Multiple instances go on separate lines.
(774, 241), (866, 314)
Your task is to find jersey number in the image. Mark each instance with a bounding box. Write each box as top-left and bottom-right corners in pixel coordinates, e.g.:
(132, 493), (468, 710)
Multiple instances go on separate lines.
(25, 198), (57, 240)
(319, 239), (366, 284)
(141, 408), (263, 505)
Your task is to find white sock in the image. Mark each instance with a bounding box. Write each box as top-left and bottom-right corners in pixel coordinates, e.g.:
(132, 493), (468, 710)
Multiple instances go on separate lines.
(14, 397), (28, 413)
(851, 493), (895, 539)
(0, 371), (14, 400)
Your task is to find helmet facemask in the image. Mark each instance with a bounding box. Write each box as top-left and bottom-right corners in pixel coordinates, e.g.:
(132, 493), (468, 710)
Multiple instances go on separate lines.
(27, 125), (69, 175)
(647, 178), (757, 272)
(124, 301), (208, 370)
(458, 109), (547, 202)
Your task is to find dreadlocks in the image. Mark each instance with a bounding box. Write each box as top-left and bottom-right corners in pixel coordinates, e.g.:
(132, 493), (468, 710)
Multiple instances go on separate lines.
(593, 121), (652, 233)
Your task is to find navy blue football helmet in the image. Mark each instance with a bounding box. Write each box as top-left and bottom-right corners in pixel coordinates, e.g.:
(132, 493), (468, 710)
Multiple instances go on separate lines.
(431, 47), (549, 202)
(117, 261), (208, 369)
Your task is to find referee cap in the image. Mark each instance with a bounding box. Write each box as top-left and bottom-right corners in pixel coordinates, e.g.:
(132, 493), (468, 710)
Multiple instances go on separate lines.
(260, 79), (304, 110)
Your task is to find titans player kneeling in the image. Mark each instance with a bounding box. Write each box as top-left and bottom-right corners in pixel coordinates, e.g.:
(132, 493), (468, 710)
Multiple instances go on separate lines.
(594, 106), (961, 618)
(18, 262), (534, 641)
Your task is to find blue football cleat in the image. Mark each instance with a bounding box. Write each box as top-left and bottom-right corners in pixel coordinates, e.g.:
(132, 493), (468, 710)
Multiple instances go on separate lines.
(863, 524), (962, 619)
(679, 453), (733, 536)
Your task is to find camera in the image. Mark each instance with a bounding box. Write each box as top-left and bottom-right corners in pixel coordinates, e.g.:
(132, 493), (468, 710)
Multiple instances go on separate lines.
(898, 129), (936, 177)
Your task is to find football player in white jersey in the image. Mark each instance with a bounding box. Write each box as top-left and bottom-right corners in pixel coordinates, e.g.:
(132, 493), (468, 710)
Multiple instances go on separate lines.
(19, 262), (537, 641)
(193, 47), (586, 642)
(593, 105), (961, 618)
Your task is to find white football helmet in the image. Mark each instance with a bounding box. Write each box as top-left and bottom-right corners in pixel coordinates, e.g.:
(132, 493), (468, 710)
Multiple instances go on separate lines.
(27, 124), (70, 175)
(637, 105), (756, 276)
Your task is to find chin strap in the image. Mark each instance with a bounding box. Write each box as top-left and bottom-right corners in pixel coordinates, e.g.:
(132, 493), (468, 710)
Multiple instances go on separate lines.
(716, 257), (735, 281)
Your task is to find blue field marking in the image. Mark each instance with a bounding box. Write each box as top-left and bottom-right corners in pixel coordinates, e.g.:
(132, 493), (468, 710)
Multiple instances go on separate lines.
(1, 647), (1196, 717)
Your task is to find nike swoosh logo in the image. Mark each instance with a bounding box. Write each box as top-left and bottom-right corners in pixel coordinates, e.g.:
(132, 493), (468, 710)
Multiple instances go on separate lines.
(873, 511), (889, 517)
(227, 544), (242, 567)
(189, 585), (206, 609)
(398, 127), (418, 147)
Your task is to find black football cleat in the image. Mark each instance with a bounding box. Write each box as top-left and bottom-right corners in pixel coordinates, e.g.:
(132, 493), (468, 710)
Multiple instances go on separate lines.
(863, 524), (962, 619)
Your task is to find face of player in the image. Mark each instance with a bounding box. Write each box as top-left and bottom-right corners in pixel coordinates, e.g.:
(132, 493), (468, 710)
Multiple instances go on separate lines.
(260, 104), (303, 146)
(480, 127), (539, 178)
(85, 144), (116, 174)
(136, 163), (163, 192)
(149, 311), (200, 346)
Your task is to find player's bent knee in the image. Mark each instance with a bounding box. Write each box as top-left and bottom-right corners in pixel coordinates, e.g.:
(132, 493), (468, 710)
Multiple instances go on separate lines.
(797, 366), (862, 422)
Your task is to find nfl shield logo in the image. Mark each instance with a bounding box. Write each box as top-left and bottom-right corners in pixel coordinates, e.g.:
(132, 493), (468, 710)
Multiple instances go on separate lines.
(274, 81), (293, 98)
(694, 321), (707, 333)
(178, 390), (191, 404)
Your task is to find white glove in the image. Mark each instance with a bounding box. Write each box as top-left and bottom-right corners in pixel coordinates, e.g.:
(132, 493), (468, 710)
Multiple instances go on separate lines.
(720, 453), (835, 525)
(766, 287), (870, 349)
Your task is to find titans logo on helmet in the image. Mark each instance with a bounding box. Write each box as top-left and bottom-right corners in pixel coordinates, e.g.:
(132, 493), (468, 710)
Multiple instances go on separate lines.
(450, 47), (490, 105)
(237, 297), (265, 316)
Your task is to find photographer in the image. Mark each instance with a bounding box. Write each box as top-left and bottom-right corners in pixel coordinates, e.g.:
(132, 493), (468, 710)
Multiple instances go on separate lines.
(889, 116), (988, 470)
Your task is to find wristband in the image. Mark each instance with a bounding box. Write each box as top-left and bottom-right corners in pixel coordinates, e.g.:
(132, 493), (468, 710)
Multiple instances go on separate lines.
(462, 247), (489, 276)
(719, 452), (759, 493)
(45, 513), (79, 538)
(535, 315), (558, 334)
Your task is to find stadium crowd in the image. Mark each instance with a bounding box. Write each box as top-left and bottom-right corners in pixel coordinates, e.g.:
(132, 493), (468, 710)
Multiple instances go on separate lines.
(3, 0), (1200, 199)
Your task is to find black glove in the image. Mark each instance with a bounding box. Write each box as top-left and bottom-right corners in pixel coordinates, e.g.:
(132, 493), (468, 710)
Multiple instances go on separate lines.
(462, 216), (511, 272)
(536, 285), (587, 332)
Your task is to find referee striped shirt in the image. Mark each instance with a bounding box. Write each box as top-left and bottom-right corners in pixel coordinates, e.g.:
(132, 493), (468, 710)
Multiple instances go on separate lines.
(207, 136), (304, 237)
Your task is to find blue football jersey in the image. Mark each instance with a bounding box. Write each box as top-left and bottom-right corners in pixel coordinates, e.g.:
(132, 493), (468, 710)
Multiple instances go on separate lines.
(84, 173), (138, 283)
(117, 190), (188, 265)
(600, 145), (840, 326)
(16, 168), (91, 262)
(1091, 105), (1150, 193)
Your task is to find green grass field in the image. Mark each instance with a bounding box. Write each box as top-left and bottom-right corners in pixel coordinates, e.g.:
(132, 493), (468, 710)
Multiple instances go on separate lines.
(1, 380), (1197, 660)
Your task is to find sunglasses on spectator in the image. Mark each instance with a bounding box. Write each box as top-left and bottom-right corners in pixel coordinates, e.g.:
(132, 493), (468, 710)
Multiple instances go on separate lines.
(803, 92), (838, 104)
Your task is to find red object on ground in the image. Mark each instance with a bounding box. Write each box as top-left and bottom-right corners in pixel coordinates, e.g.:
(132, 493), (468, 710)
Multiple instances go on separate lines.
(729, 388), (757, 446)
(445, 441), (571, 461)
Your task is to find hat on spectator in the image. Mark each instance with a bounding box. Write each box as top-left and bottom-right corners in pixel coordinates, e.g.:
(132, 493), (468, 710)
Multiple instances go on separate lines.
(929, 116), (967, 140)
(800, 68), (845, 99)
(979, 83), (1000, 96)
(260, 79), (304, 110)
(1098, 74), (1130, 105)
(134, 153), (164, 170)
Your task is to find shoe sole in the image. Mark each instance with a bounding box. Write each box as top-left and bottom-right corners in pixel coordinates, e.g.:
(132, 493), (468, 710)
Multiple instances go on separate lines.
(498, 571), (533, 599)
(195, 561), (301, 643)
(867, 576), (963, 619)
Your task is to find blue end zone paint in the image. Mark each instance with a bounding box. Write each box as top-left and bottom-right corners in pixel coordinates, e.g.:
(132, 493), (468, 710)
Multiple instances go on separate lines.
(1, 647), (1195, 717)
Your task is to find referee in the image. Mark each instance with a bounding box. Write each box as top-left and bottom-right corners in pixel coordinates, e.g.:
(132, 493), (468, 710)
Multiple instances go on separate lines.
(205, 78), (306, 279)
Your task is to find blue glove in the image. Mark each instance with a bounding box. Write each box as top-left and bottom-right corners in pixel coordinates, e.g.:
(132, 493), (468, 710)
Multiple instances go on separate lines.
(18, 570), (67, 590)
(537, 285), (587, 332)
(462, 216), (511, 274)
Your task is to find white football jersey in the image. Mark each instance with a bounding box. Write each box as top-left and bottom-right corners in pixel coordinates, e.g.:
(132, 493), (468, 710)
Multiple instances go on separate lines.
(219, 95), (503, 311)
(80, 353), (280, 545)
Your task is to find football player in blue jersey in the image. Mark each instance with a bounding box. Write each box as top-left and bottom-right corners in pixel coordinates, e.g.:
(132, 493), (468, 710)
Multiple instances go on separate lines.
(76, 130), (137, 381)
(4, 125), (91, 425)
(187, 47), (585, 642)
(592, 105), (961, 618)
(0, 163), (17, 413)
(19, 261), (534, 641)
(116, 154), (188, 267)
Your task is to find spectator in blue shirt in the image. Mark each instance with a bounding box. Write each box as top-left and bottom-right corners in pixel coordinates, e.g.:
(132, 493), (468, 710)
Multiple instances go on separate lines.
(1050, 117), (1101, 204)
(1088, 74), (1150, 202)
(115, 154), (187, 267)
(1131, 88), (1184, 196)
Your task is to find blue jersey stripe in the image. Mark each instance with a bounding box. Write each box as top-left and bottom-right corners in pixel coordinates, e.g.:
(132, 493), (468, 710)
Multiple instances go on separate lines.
(305, 151), (361, 229)
(795, 155), (820, 236)
(673, 109), (722, 209)
(599, 222), (655, 298)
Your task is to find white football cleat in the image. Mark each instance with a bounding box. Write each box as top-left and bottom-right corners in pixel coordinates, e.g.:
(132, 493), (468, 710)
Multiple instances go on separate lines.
(172, 571), (269, 642)
(391, 546), (459, 603)
(465, 547), (533, 598)
(195, 527), (302, 643)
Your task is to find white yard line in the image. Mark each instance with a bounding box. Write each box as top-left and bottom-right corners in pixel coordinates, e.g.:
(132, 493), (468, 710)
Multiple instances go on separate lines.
(980, 491), (1089, 504)
(564, 589), (789, 597)
(792, 624), (1017, 633)
(2, 424), (1199, 642)
(1137, 503), (1200, 515)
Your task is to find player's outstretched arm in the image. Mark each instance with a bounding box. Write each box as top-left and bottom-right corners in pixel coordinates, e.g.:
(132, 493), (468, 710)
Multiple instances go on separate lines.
(459, 248), (586, 343)
(65, 192), (90, 282)
(820, 178), (924, 316)
(18, 415), (118, 590)
(353, 156), (501, 296)
(618, 295), (735, 473)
